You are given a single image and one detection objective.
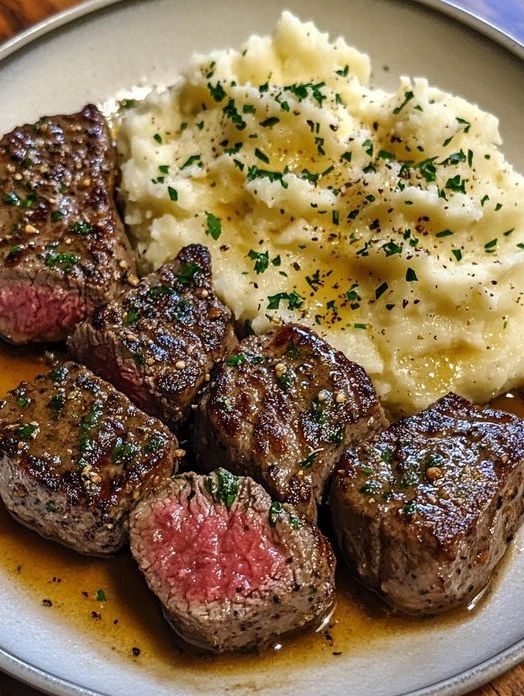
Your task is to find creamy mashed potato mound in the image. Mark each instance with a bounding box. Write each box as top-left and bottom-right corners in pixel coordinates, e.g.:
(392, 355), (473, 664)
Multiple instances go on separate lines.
(118, 11), (524, 414)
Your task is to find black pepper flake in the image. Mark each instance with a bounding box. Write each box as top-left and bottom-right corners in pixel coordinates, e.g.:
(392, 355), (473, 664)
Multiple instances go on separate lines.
(132, 647), (141, 657)
(42, 598), (53, 607)
(323, 631), (334, 646)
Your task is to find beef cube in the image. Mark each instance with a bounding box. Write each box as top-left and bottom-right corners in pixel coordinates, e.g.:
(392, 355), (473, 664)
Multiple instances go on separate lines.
(130, 469), (336, 652)
(0, 105), (135, 343)
(69, 244), (236, 430)
(330, 392), (524, 614)
(193, 323), (387, 521)
(0, 361), (178, 555)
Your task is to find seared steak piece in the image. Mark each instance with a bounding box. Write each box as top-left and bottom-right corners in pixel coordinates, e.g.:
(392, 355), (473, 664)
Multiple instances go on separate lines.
(69, 244), (236, 430)
(330, 392), (524, 615)
(193, 324), (387, 521)
(130, 469), (335, 652)
(0, 105), (135, 344)
(0, 361), (178, 555)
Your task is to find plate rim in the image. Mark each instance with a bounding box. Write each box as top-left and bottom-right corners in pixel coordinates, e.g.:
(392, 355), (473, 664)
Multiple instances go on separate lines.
(0, 0), (523, 694)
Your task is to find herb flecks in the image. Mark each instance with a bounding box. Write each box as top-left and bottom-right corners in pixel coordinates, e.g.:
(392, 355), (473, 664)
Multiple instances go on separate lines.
(247, 165), (288, 188)
(204, 212), (222, 240)
(393, 90), (414, 114)
(267, 291), (304, 311)
(205, 468), (239, 509)
(174, 263), (203, 286)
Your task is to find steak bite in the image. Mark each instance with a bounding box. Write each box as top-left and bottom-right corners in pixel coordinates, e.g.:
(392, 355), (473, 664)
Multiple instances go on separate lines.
(193, 323), (387, 521)
(130, 469), (336, 653)
(330, 392), (524, 615)
(0, 105), (135, 344)
(0, 362), (178, 556)
(68, 244), (236, 429)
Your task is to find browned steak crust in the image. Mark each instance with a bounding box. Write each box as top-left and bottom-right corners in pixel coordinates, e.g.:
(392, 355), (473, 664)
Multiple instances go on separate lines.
(330, 392), (524, 614)
(0, 105), (135, 343)
(68, 244), (236, 430)
(193, 323), (387, 520)
(0, 362), (178, 555)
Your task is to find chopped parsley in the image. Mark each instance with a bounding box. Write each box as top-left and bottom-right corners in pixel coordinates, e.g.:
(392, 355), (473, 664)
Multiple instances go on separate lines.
(362, 139), (374, 157)
(276, 367), (295, 392)
(205, 468), (239, 509)
(3, 192), (20, 206)
(123, 308), (139, 325)
(247, 249), (269, 274)
(382, 241), (403, 256)
(415, 157), (437, 183)
(223, 99), (246, 130)
(207, 82), (226, 102)
(174, 262), (203, 286)
(47, 394), (65, 411)
(49, 366), (68, 383)
(283, 81), (326, 107)
(315, 137), (325, 156)
(225, 353), (247, 367)
(375, 282), (389, 299)
(299, 448), (322, 469)
(445, 175), (467, 194)
(72, 220), (93, 235)
(180, 154), (202, 170)
(112, 439), (139, 467)
(456, 116), (471, 133)
(144, 434), (166, 454)
(44, 252), (78, 273)
(246, 165), (288, 188)
(16, 423), (37, 440)
(393, 90), (414, 114)
(267, 291), (304, 311)
(254, 147), (270, 164)
(204, 211), (222, 240)
(269, 501), (284, 526)
(260, 117), (280, 128)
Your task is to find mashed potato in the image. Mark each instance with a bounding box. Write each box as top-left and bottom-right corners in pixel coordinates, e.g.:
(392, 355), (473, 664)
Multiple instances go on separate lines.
(117, 11), (524, 415)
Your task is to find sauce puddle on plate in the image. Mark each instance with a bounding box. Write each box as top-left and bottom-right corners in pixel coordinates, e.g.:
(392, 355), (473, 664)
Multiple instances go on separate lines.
(0, 344), (519, 677)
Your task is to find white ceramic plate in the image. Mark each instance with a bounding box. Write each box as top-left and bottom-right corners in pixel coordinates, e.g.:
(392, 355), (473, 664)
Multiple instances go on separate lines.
(1, 1), (524, 695)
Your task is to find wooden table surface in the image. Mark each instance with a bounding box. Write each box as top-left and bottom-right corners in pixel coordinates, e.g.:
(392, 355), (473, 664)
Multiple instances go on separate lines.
(0, 1), (523, 695)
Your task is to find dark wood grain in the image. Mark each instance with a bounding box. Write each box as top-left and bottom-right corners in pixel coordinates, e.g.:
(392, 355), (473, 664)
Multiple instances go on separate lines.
(0, 2), (522, 696)
(0, 0), (78, 41)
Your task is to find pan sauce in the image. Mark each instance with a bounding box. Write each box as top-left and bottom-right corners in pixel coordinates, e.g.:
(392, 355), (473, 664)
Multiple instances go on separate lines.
(0, 343), (520, 675)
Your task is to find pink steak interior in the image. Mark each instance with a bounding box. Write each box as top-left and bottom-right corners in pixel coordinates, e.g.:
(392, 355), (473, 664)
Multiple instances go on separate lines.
(141, 491), (289, 603)
(0, 284), (89, 342)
